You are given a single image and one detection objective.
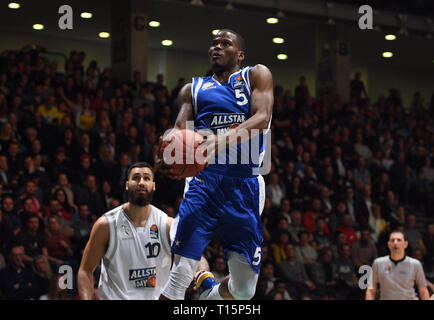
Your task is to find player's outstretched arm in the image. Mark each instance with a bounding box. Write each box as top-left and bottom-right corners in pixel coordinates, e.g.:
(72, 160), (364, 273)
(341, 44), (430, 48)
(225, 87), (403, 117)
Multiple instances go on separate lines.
(78, 216), (109, 300)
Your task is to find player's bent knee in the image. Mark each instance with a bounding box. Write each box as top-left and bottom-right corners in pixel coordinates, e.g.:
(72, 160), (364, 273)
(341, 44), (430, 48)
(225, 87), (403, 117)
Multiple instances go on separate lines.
(226, 252), (259, 300)
(161, 254), (199, 300)
(228, 277), (257, 300)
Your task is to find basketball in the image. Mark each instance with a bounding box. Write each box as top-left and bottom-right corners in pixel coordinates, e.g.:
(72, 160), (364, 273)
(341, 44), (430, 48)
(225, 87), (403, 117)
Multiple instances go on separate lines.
(159, 129), (207, 178)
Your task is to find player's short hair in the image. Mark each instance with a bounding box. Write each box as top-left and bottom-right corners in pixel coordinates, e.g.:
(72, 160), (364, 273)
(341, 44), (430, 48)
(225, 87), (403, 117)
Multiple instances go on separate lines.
(389, 229), (408, 241)
(127, 162), (154, 179)
(218, 29), (246, 52)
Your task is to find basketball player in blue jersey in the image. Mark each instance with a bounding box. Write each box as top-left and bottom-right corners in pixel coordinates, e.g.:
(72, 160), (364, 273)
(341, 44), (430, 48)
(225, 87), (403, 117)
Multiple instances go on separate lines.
(159, 29), (273, 300)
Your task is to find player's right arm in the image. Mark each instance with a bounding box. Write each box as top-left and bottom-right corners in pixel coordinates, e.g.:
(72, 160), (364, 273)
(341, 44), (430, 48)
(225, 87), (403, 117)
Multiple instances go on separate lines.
(78, 216), (109, 300)
(174, 83), (193, 130)
(155, 83), (193, 177)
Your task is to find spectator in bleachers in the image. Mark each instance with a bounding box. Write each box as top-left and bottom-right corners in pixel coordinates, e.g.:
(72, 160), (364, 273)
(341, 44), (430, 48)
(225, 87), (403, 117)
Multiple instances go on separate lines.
(288, 210), (306, 245)
(332, 243), (359, 300)
(351, 227), (378, 269)
(1, 196), (21, 244)
(303, 198), (328, 234)
(336, 214), (358, 245)
(272, 230), (291, 265)
(368, 203), (387, 243)
(16, 214), (47, 263)
(313, 217), (331, 250)
(295, 230), (318, 268)
(31, 255), (52, 298)
(405, 213), (426, 255)
(45, 215), (73, 269)
(279, 243), (315, 300)
(286, 176), (304, 209)
(310, 247), (336, 299)
(266, 172), (285, 208)
(71, 203), (92, 260)
(258, 260), (276, 296)
(53, 188), (76, 221)
(353, 156), (371, 189)
(273, 278), (292, 300)
(0, 244), (40, 299)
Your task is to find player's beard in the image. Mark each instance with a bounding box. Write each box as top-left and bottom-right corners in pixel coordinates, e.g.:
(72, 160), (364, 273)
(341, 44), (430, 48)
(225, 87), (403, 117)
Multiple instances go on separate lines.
(128, 188), (154, 207)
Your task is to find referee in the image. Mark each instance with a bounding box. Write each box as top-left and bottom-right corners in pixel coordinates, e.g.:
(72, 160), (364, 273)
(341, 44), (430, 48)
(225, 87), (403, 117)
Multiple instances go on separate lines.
(365, 230), (430, 300)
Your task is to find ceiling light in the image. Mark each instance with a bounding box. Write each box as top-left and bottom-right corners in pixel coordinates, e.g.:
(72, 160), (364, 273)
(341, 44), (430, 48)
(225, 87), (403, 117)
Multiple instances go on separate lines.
(80, 12), (93, 19)
(382, 51), (393, 58)
(266, 17), (279, 24)
(277, 54), (288, 60)
(272, 37), (284, 44)
(8, 2), (20, 9)
(385, 34), (396, 40)
(212, 29), (220, 35)
(98, 32), (110, 38)
(148, 21), (160, 27)
(161, 40), (173, 46)
(33, 24), (44, 30)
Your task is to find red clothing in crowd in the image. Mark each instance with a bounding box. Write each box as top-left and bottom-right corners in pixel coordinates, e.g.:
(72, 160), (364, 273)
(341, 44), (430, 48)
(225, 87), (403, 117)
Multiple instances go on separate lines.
(303, 211), (330, 234)
(336, 225), (358, 245)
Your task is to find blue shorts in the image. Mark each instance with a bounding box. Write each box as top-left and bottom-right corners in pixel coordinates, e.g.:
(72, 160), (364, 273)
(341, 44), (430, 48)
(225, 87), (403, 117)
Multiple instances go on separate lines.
(170, 170), (265, 273)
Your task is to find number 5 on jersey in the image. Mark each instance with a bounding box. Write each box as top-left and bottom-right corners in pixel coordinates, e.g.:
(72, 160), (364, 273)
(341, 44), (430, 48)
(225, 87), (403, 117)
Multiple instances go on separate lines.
(235, 89), (248, 106)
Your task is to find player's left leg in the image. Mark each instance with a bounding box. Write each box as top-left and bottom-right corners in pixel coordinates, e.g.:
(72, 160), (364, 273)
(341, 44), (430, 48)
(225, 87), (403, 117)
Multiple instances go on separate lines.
(198, 175), (265, 300)
(198, 251), (259, 300)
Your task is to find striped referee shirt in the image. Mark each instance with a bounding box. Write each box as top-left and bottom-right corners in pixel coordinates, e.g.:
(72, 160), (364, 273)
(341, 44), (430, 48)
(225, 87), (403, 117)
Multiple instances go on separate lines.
(371, 255), (427, 300)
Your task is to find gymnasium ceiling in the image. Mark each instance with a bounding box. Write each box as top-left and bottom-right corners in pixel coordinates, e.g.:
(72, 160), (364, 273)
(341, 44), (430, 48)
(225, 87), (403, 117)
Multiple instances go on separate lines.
(0, 0), (433, 70)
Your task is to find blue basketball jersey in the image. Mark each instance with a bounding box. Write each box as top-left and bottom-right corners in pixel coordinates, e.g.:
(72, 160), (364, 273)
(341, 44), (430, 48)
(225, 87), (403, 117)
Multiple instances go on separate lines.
(191, 66), (268, 177)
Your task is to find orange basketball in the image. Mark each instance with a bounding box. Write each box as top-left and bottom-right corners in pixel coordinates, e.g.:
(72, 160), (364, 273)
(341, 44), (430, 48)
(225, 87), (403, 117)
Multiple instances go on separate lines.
(159, 129), (207, 179)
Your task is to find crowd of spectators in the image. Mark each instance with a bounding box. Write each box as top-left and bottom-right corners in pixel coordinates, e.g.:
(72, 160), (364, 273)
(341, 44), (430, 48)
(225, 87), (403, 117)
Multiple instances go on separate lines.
(0, 48), (433, 300)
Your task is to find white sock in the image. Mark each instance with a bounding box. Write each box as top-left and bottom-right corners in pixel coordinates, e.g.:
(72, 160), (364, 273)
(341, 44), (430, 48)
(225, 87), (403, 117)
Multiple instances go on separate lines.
(200, 283), (223, 300)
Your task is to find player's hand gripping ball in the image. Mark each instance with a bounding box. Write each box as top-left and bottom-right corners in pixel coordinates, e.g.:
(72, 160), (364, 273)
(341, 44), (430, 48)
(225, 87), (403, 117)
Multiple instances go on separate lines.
(159, 129), (207, 179)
